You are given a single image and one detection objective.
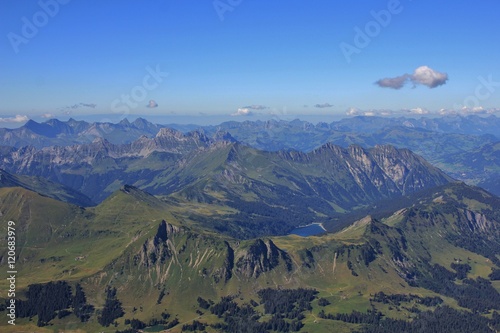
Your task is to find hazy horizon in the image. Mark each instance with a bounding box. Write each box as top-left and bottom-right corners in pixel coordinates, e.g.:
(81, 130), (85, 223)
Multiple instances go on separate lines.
(1, 111), (498, 131)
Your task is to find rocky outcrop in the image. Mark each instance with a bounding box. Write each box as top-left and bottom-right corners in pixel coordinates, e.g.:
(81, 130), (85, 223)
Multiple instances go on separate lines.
(0, 128), (219, 171)
(236, 239), (292, 278)
(212, 241), (235, 283)
(137, 220), (181, 268)
(308, 143), (452, 197)
(463, 210), (495, 234)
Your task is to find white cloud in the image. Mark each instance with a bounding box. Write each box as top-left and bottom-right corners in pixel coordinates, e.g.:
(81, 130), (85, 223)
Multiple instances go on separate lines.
(346, 108), (394, 117)
(412, 66), (448, 88)
(0, 115), (29, 123)
(376, 66), (448, 89)
(40, 113), (55, 118)
(458, 106), (496, 115)
(231, 108), (253, 116)
(147, 100), (158, 108)
(346, 107), (361, 116)
(409, 107), (430, 115)
(468, 106), (485, 113)
(438, 106), (500, 116)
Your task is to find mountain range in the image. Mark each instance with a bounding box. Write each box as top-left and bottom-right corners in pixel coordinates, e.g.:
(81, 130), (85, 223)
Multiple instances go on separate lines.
(1, 115), (499, 196)
(0, 128), (451, 238)
(1, 115), (500, 332)
(3, 115), (500, 149)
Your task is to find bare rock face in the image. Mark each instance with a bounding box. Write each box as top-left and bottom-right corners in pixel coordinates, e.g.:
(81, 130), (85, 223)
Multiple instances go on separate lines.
(462, 209), (498, 234)
(236, 239), (292, 278)
(138, 220), (181, 268)
(212, 241), (235, 283)
(133, 220), (238, 285)
(0, 128), (233, 175)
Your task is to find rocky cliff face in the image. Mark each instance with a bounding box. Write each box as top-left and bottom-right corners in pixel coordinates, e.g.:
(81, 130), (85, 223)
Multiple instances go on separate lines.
(128, 217), (293, 288)
(0, 129), (234, 202)
(134, 222), (293, 284)
(307, 143), (452, 196)
(235, 239), (293, 278)
(137, 220), (181, 269)
(212, 241), (235, 283)
(2, 129), (216, 168)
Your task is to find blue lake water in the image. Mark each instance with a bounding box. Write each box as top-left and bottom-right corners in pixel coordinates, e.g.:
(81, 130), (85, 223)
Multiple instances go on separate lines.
(289, 224), (325, 237)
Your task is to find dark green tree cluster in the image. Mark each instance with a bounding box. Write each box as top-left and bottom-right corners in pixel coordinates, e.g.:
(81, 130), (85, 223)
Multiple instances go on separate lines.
(450, 262), (472, 279)
(320, 306), (499, 333)
(125, 318), (146, 329)
(181, 320), (206, 331)
(317, 298), (331, 306)
(347, 260), (358, 276)
(414, 263), (500, 313)
(318, 309), (381, 324)
(489, 268), (500, 280)
(156, 288), (166, 304)
(15, 281), (93, 327)
(73, 283), (95, 322)
(371, 292), (443, 307)
(193, 288), (317, 333)
(119, 311), (176, 331)
(447, 232), (500, 266)
(197, 296), (211, 309)
(98, 287), (125, 327)
(210, 296), (239, 317)
(257, 288), (318, 316)
(16, 281), (72, 326)
(358, 306), (496, 333)
(209, 302), (303, 333)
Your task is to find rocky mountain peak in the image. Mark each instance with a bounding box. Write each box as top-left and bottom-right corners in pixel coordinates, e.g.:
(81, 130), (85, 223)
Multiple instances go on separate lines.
(186, 130), (210, 143)
(119, 118), (131, 126)
(213, 130), (236, 143)
(235, 239), (292, 278)
(155, 127), (184, 139)
(313, 142), (345, 156)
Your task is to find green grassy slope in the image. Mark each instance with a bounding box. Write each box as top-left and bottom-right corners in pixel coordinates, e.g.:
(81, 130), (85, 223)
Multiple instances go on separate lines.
(0, 182), (499, 332)
(0, 169), (94, 206)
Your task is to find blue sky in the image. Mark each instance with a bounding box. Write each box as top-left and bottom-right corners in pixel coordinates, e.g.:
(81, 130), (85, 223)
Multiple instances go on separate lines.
(1, 0), (499, 125)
